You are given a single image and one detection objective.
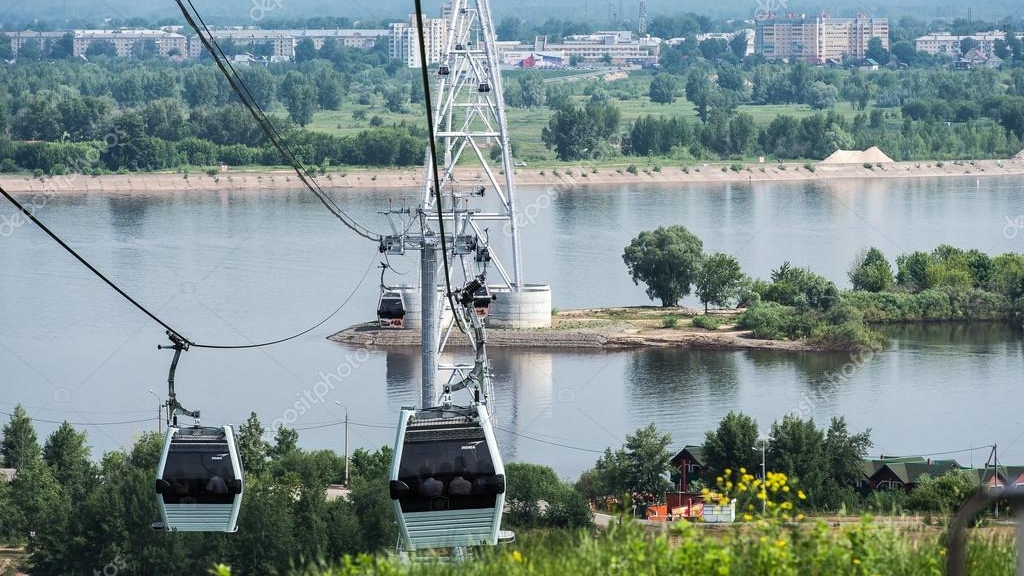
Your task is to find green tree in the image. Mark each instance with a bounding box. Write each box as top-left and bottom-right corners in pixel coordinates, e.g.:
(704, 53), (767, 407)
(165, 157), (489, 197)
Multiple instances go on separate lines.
(907, 470), (977, 512)
(16, 39), (44, 61)
(576, 447), (628, 501)
(989, 253), (1024, 298)
(49, 33), (74, 59)
(517, 71), (546, 108)
(807, 81), (839, 110)
(729, 31), (748, 60)
(695, 252), (745, 312)
(284, 84), (317, 127)
(623, 225), (705, 307)
(622, 423), (673, 497)
(84, 40), (117, 58)
(229, 479), (296, 573)
(768, 415), (826, 506)
(1, 404), (40, 469)
(270, 425), (300, 459)
(294, 37), (318, 63)
(702, 411), (760, 480)
(849, 247), (894, 292)
(237, 412), (268, 477)
(348, 446), (396, 551)
(41, 422), (92, 500)
(648, 73), (678, 104)
(505, 462), (592, 529)
(959, 37), (979, 56)
(866, 37), (890, 64)
(823, 417), (872, 489)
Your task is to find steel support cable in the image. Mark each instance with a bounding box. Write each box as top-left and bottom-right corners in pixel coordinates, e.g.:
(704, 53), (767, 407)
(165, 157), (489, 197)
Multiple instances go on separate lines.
(175, 0), (381, 243)
(0, 184), (376, 349)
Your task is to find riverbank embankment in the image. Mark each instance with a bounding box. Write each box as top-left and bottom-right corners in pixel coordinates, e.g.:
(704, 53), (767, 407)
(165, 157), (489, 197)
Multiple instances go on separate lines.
(2, 157), (1023, 194)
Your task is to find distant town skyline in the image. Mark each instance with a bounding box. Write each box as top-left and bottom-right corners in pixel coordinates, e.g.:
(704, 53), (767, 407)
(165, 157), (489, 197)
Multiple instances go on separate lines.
(0, 0), (1018, 27)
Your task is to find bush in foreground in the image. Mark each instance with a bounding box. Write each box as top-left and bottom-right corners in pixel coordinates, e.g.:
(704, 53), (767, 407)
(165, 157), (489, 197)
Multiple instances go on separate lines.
(218, 516), (1016, 576)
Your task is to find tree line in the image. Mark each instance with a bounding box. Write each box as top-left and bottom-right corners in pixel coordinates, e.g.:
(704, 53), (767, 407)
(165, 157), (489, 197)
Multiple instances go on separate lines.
(621, 226), (1024, 349)
(0, 406), (591, 575)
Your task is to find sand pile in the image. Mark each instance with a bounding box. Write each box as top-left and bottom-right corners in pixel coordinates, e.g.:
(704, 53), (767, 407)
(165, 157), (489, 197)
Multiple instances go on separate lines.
(1013, 148), (1024, 161)
(821, 146), (895, 164)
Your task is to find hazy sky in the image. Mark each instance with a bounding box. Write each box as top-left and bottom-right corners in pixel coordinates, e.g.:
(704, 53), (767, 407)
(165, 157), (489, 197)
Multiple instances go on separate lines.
(0, 0), (1015, 27)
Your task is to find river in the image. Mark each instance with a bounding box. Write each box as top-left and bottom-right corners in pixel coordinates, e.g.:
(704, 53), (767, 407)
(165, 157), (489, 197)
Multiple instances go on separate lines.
(1, 176), (1023, 479)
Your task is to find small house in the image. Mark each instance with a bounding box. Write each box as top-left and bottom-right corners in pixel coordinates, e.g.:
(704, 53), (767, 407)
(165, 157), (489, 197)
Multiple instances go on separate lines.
(670, 445), (705, 491)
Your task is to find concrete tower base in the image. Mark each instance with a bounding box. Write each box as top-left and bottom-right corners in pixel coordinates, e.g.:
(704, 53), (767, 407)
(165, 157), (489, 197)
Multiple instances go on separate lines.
(487, 284), (552, 329)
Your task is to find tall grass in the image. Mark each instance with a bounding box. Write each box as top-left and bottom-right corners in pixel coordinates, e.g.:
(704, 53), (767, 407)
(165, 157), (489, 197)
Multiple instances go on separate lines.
(266, 516), (1015, 576)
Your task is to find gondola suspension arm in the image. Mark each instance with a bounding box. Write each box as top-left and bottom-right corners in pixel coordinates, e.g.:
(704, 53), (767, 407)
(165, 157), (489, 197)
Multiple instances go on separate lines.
(158, 331), (199, 427)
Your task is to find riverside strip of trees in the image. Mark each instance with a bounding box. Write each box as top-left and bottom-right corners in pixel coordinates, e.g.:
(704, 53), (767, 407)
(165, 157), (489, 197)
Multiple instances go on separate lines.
(1, 15), (1023, 176)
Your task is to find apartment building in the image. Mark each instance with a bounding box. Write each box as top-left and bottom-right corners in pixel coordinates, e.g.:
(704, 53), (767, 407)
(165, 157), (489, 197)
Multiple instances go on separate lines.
(914, 30), (1021, 59)
(755, 12), (888, 63)
(389, 15), (446, 67)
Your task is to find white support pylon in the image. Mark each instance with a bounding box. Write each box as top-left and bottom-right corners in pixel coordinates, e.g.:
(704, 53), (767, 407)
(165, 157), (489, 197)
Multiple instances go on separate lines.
(422, 0), (523, 293)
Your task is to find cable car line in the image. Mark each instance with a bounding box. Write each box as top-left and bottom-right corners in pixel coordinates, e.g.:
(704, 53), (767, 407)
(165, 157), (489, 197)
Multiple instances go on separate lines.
(174, 0), (381, 243)
(0, 184), (377, 350)
(0, 410), (154, 427)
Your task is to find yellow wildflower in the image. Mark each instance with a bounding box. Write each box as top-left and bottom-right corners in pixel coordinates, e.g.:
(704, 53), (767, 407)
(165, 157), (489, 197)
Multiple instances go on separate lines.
(797, 490), (806, 500)
(511, 550), (524, 563)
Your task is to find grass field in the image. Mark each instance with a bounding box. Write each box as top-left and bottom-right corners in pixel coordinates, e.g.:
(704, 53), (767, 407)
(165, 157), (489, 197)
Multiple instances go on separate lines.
(301, 70), (866, 167)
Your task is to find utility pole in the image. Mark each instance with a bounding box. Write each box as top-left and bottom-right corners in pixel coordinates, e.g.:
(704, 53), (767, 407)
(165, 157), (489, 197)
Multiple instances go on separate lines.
(335, 402), (349, 487)
(148, 389), (163, 434)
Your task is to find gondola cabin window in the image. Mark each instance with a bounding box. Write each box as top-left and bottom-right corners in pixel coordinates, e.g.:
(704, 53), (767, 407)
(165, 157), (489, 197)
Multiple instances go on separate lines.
(396, 436), (502, 513)
(161, 442), (238, 505)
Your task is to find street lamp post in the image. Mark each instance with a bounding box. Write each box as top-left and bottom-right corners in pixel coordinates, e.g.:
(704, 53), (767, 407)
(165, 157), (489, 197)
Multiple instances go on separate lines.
(755, 436), (768, 514)
(335, 401), (349, 487)
(148, 389), (163, 434)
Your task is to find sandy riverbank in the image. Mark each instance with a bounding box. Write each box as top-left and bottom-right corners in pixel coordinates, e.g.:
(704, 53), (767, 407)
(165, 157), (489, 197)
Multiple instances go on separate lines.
(1, 157), (1022, 194)
(329, 307), (832, 352)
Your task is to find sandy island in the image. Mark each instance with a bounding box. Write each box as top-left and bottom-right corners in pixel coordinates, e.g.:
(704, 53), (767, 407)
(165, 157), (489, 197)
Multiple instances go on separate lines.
(1, 157), (1023, 194)
(329, 307), (832, 352)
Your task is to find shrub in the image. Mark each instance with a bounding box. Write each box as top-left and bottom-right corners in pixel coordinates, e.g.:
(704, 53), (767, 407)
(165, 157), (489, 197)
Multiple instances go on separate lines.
(803, 163), (816, 172)
(863, 162), (874, 169)
(730, 163), (743, 172)
(737, 302), (792, 340)
(662, 315), (679, 328)
(626, 164), (638, 175)
(691, 315), (722, 330)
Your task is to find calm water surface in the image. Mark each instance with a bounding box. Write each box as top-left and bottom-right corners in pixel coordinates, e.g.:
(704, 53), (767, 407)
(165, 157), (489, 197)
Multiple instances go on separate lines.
(1, 176), (1023, 478)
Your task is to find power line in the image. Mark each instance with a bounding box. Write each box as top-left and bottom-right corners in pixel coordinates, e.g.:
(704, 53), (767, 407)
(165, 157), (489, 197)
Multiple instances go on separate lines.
(0, 410), (153, 427)
(0, 184), (377, 350)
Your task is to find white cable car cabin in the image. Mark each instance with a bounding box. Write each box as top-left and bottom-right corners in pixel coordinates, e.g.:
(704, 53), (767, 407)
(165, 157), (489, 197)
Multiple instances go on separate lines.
(377, 290), (406, 329)
(154, 425), (244, 533)
(389, 405), (506, 550)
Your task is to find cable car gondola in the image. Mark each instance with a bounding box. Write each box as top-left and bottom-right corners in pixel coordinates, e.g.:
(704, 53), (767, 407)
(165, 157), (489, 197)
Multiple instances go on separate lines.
(155, 425), (244, 532)
(472, 284), (493, 319)
(378, 289), (406, 328)
(389, 404), (506, 550)
(151, 332), (244, 533)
